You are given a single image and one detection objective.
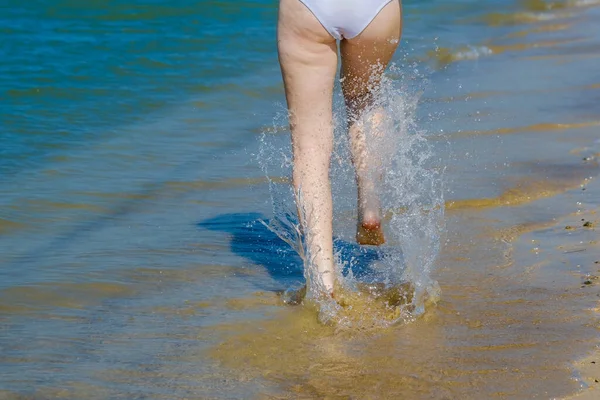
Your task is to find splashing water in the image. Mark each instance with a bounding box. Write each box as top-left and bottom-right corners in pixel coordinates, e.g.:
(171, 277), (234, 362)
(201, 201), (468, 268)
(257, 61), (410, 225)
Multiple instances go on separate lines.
(258, 63), (444, 328)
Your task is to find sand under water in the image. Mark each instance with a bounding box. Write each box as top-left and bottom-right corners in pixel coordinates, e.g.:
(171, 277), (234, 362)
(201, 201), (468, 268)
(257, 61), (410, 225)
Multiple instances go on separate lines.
(207, 1), (600, 398)
(1, 0), (600, 399)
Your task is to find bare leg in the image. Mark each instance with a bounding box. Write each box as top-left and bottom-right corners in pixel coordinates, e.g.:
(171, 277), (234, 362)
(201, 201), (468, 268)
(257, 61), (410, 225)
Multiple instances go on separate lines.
(340, 1), (402, 246)
(277, 0), (338, 294)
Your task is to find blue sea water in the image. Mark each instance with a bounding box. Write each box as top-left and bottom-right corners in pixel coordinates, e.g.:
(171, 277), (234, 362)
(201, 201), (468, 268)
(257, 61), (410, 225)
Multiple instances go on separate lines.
(2, 0), (600, 398)
(0, 0), (502, 287)
(0, 0), (527, 172)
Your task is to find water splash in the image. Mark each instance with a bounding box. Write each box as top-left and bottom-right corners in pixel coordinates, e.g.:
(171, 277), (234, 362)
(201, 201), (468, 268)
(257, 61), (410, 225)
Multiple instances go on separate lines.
(368, 64), (445, 317)
(257, 62), (444, 328)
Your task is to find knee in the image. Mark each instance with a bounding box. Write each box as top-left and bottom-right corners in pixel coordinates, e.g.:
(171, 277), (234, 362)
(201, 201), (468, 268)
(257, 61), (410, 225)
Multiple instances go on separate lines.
(342, 70), (385, 119)
(343, 80), (379, 121)
(345, 92), (374, 122)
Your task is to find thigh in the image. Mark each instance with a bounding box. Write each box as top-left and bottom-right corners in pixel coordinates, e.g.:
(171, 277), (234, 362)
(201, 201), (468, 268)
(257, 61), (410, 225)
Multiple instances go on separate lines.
(277, 0), (338, 137)
(340, 0), (402, 109)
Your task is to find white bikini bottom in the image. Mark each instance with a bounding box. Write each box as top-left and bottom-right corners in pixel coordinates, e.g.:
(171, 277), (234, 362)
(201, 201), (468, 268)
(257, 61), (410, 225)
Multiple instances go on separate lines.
(298, 0), (394, 40)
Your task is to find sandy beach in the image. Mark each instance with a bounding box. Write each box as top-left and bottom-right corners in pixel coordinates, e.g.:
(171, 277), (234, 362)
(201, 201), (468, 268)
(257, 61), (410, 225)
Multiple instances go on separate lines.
(1, 0), (600, 398)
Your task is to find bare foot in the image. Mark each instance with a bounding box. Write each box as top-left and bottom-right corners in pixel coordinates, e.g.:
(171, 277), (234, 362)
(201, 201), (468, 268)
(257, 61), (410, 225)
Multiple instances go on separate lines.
(356, 220), (385, 245)
(356, 205), (385, 245)
(356, 178), (385, 245)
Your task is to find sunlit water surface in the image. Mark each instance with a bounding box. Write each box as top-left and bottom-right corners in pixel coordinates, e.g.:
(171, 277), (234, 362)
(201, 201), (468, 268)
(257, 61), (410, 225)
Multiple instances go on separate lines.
(2, 0), (600, 398)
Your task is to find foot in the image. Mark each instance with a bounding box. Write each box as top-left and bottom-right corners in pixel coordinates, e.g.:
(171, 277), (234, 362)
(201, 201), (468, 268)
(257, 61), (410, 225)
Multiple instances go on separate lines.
(356, 221), (385, 246)
(356, 184), (385, 245)
(356, 210), (385, 246)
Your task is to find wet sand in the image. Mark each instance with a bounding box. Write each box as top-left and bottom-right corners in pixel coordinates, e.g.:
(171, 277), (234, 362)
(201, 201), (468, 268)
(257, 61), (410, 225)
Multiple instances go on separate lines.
(569, 353), (600, 400)
(203, 2), (600, 399)
(204, 194), (600, 399)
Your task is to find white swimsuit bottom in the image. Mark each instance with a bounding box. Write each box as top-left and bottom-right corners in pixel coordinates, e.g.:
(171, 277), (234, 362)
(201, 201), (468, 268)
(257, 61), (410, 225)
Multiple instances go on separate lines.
(299, 0), (394, 40)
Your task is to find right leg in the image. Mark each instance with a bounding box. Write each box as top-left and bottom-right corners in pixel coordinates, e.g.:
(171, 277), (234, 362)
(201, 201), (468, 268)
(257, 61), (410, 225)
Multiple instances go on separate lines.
(340, 0), (402, 246)
(277, 0), (338, 294)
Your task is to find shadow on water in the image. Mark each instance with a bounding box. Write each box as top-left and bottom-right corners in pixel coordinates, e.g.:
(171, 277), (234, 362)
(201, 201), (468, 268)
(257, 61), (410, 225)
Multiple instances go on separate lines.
(198, 213), (384, 290)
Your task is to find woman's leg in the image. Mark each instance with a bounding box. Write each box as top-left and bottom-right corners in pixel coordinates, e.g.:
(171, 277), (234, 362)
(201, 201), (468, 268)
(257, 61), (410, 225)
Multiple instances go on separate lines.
(340, 0), (402, 246)
(277, 0), (338, 294)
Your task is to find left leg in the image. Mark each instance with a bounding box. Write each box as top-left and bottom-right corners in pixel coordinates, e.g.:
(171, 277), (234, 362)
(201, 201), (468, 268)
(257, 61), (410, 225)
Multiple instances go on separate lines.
(277, 0), (339, 295)
(340, 0), (402, 246)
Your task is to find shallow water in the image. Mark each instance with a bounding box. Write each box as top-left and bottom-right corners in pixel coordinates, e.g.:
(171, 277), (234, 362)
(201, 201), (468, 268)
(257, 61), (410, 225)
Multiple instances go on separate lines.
(2, 0), (600, 398)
